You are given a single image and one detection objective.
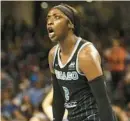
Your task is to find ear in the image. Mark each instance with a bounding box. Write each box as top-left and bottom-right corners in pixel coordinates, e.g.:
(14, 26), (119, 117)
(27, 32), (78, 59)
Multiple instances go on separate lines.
(68, 22), (74, 29)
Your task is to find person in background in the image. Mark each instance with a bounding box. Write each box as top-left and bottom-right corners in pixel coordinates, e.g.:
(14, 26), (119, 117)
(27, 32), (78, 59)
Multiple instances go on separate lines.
(112, 105), (129, 121)
(104, 39), (127, 93)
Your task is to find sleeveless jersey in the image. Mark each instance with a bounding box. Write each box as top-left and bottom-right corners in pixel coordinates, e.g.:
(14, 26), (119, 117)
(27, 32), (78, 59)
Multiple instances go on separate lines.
(53, 37), (100, 121)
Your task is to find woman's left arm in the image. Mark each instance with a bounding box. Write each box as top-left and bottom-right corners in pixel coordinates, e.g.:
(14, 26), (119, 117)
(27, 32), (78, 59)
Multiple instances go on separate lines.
(79, 43), (117, 121)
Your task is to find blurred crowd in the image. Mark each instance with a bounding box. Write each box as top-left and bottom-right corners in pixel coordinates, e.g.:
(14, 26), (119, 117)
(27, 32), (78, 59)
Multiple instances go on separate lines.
(1, 15), (53, 121)
(1, 14), (130, 121)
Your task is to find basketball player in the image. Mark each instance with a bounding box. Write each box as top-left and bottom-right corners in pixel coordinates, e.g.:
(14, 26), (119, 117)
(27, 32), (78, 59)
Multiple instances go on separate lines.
(47, 3), (116, 121)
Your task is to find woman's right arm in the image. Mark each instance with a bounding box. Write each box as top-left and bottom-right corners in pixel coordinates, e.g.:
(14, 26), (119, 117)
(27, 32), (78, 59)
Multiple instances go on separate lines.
(48, 47), (65, 121)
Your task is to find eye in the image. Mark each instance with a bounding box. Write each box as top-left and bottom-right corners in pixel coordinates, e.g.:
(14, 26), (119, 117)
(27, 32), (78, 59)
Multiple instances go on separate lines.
(54, 15), (61, 20)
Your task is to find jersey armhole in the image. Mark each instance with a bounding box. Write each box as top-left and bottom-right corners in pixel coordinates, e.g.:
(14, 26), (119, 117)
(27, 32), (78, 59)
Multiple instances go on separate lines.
(76, 42), (91, 76)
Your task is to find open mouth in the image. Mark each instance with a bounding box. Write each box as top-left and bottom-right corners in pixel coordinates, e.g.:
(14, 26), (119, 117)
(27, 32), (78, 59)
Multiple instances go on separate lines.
(48, 27), (55, 38)
(48, 27), (54, 33)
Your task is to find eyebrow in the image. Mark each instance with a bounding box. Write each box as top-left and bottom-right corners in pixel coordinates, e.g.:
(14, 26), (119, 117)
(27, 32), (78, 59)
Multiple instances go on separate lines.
(46, 13), (63, 20)
(47, 13), (61, 17)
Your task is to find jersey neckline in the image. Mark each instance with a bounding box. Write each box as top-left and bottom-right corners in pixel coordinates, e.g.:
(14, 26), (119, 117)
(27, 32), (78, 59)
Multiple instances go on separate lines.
(58, 37), (82, 68)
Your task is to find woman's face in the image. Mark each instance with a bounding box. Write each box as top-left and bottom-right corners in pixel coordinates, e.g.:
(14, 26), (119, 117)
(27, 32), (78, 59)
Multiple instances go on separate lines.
(47, 8), (70, 42)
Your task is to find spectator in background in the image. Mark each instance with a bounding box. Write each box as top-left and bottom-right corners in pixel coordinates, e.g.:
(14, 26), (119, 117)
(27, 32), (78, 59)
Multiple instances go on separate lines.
(104, 39), (127, 93)
(14, 76), (45, 108)
(7, 40), (18, 64)
(12, 108), (28, 121)
(29, 105), (48, 121)
(15, 19), (29, 37)
(27, 80), (45, 107)
(19, 73), (30, 91)
(22, 31), (35, 57)
(112, 105), (129, 121)
(2, 15), (15, 42)
(1, 89), (17, 120)
(20, 95), (33, 120)
(1, 50), (9, 69)
(1, 70), (14, 92)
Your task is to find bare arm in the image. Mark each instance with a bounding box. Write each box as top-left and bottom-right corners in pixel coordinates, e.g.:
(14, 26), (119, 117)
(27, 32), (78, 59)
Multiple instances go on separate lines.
(48, 46), (56, 74)
(79, 43), (102, 81)
(79, 43), (116, 121)
(42, 88), (53, 120)
(48, 46), (65, 121)
(112, 105), (129, 121)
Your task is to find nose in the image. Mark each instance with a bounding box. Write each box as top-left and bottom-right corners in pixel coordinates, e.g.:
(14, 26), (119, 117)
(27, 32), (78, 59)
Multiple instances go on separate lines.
(47, 18), (53, 26)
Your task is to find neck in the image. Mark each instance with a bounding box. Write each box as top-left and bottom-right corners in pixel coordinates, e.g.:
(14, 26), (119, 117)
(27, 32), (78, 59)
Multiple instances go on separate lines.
(59, 33), (78, 55)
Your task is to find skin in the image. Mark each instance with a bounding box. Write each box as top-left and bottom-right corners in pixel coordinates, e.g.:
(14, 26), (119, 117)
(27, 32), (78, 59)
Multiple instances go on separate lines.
(42, 88), (53, 120)
(42, 88), (68, 120)
(112, 105), (129, 121)
(47, 8), (103, 81)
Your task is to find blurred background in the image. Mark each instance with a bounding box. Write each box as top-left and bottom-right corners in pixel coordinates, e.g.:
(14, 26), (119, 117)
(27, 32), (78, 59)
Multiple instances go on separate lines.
(1, 1), (130, 121)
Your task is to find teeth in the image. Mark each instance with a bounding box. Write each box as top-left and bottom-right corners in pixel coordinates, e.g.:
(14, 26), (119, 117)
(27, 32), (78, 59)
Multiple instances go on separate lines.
(50, 32), (54, 34)
(49, 32), (55, 38)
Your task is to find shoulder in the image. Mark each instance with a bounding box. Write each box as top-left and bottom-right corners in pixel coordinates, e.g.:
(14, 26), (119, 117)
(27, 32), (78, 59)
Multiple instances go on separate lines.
(78, 41), (102, 81)
(48, 44), (59, 60)
(48, 44), (59, 73)
(78, 42), (101, 63)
